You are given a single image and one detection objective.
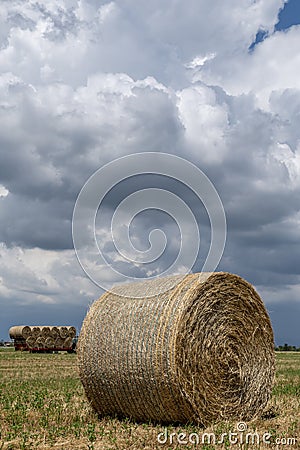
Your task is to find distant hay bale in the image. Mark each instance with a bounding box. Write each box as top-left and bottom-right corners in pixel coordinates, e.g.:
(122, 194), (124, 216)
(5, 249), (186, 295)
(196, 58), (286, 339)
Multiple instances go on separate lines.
(9, 324), (77, 351)
(9, 326), (31, 340)
(63, 337), (73, 348)
(31, 326), (41, 338)
(78, 272), (275, 425)
(41, 326), (50, 338)
(35, 336), (44, 348)
(67, 326), (76, 338)
(49, 326), (59, 338)
(58, 327), (69, 339)
(44, 336), (55, 348)
(26, 335), (36, 349)
(54, 337), (65, 348)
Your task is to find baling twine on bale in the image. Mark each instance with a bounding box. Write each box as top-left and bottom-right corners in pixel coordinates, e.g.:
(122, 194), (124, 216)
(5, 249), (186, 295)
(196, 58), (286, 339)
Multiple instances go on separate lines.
(77, 272), (275, 425)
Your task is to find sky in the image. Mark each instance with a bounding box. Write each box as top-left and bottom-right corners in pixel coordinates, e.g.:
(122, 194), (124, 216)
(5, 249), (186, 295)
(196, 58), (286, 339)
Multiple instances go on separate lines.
(0, 0), (300, 345)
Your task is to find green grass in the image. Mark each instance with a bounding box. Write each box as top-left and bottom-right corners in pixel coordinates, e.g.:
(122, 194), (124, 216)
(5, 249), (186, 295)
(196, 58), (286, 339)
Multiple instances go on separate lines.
(272, 353), (300, 397)
(0, 351), (299, 449)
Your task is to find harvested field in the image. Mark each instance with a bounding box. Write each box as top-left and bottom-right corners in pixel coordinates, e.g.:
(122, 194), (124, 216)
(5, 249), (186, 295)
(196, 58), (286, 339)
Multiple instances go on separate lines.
(0, 349), (298, 449)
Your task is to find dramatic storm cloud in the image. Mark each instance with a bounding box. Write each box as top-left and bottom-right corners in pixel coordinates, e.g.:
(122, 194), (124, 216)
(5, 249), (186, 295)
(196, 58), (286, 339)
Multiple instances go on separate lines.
(0, 0), (299, 345)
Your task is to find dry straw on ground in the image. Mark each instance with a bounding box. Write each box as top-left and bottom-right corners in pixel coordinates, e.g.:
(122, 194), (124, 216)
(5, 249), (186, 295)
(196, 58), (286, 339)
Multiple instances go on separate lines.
(78, 272), (275, 426)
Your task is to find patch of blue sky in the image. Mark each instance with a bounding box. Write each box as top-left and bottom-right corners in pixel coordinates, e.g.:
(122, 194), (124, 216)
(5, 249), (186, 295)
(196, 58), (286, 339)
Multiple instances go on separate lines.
(249, 0), (300, 52)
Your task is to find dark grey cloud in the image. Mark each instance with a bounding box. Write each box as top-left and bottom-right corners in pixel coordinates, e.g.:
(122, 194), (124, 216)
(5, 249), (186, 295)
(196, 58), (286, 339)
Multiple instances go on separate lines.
(0, 194), (73, 249)
(0, 296), (90, 342)
(0, 0), (299, 345)
(269, 300), (300, 346)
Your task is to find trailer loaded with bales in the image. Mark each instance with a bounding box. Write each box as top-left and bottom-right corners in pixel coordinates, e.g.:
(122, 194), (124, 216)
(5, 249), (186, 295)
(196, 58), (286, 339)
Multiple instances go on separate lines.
(9, 325), (77, 353)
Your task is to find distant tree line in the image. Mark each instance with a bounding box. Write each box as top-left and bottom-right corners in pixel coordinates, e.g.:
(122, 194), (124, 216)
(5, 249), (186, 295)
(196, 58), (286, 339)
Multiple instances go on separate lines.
(275, 343), (300, 351)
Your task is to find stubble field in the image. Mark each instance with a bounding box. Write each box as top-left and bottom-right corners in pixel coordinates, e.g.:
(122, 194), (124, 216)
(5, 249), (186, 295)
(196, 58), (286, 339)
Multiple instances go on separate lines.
(0, 349), (299, 449)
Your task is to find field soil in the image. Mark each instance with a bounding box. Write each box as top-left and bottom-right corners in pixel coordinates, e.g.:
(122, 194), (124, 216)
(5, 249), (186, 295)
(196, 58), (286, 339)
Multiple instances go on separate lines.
(0, 349), (299, 449)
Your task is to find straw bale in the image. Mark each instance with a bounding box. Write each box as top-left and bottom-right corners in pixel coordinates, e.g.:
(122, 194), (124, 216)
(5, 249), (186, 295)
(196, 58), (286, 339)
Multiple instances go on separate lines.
(49, 326), (59, 338)
(67, 326), (76, 338)
(77, 272), (275, 425)
(54, 337), (65, 348)
(63, 337), (73, 348)
(35, 336), (44, 348)
(58, 326), (68, 339)
(44, 336), (55, 348)
(9, 326), (31, 339)
(31, 326), (41, 338)
(41, 326), (50, 338)
(26, 336), (36, 349)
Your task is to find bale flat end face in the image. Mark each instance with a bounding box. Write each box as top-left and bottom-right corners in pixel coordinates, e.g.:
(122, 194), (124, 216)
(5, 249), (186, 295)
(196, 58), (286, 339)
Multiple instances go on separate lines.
(77, 272), (275, 425)
(175, 272), (275, 425)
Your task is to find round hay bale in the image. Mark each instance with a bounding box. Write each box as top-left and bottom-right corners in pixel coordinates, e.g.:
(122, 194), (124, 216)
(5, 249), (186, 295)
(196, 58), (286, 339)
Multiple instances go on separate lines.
(58, 327), (68, 339)
(55, 337), (65, 348)
(44, 336), (55, 348)
(67, 326), (76, 338)
(77, 272), (275, 425)
(41, 326), (50, 338)
(63, 337), (73, 348)
(26, 335), (36, 349)
(49, 326), (59, 338)
(31, 326), (41, 338)
(35, 336), (44, 348)
(9, 326), (31, 340)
